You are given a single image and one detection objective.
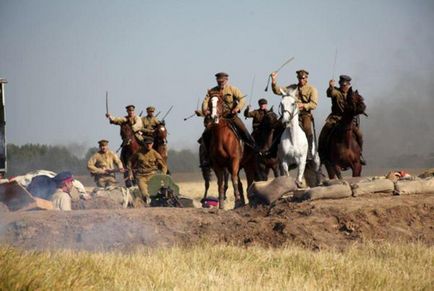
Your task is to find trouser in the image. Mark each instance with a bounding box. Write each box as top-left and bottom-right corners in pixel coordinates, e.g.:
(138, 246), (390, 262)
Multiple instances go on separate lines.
(299, 112), (314, 158)
(231, 115), (256, 146)
(95, 175), (117, 188)
(136, 174), (152, 197)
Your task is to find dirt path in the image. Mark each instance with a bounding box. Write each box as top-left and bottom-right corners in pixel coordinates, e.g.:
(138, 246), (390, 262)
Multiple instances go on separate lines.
(1, 193), (433, 251)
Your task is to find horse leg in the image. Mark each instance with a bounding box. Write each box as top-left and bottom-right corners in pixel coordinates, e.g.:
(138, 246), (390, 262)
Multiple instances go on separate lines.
(296, 158), (307, 188)
(238, 176), (245, 205)
(215, 168), (225, 209)
(201, 166), (210, 202)
(335, 166), (343, 180)
(353, 162), (362, 177)
(223, 170), (229, 200)
(281, 160), (290, 176)
(325, 162), (336, 180)
(231, 161), (243, 209)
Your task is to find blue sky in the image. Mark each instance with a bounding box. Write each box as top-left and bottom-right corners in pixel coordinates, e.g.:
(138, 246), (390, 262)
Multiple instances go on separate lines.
(1, 0), (433, 157)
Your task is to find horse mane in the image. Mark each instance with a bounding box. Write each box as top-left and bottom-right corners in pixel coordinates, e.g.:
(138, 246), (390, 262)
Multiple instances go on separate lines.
(347, 89), (367, 116)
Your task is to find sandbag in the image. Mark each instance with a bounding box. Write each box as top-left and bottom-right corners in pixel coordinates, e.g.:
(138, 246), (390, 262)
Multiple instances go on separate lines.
(394, 178), (434, 195)
(248, 176), (297, 205)
(322, 177), (368, 186)
(90, 186), (132, 208)
(294, 182), (352, 201)
(351, 178), (395, 196)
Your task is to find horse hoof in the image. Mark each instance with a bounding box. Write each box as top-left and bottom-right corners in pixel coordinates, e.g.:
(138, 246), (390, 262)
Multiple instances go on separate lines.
(295, 181), (303, 188)
(219, 199), (225, 209)
(234, 200), (245, 209)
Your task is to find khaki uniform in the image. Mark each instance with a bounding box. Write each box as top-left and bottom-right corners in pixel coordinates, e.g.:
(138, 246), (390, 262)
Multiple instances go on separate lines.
(51, 189), (72, 211)
(319, 86), (364, 153)
(201, 85), (254, 146)
(272, 82), (318, 137)
(244, 108), (267, 132)
(142, 115), (161, 136)
(110, 115), (144, 141)
(87, 150), (124, 187)
(128, 148), (167, 199)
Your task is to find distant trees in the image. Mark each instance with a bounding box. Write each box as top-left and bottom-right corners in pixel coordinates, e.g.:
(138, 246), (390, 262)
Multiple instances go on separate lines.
(6, 144), (200, 177)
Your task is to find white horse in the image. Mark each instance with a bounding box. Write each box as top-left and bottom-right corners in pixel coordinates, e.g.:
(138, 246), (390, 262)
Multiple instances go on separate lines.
(277, 88), (321, 187)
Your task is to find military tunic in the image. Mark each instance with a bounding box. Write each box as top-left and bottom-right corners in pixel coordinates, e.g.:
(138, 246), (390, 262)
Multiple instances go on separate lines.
(202, 85), (245, 115)
(110, 115), (144, 141)
(272, 82), (318, 137)
(244, 108), (267, 131)
(128, 148), (167, 198)
(87, 150), (124, 187)
(142, 115), (162, 136)
(51, 189), (72, 211)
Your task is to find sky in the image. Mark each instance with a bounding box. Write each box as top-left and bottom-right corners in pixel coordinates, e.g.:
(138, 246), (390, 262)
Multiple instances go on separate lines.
(1, 0), (433, 160)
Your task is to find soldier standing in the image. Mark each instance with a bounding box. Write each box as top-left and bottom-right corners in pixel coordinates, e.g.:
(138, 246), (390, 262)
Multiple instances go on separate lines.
(87, 140), (125, 187)
(271, 69), (318, 159)
(128, 136), (167, 205)
(244, 98), (269, 136)
(106, 105), (144, 142)
(141, 106), (162, 137)
(319, 75), (366, 165)
(201, 72), (256, 148)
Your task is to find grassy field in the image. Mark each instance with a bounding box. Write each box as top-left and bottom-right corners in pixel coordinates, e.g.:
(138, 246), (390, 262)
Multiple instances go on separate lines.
(1, 242), (433, 290)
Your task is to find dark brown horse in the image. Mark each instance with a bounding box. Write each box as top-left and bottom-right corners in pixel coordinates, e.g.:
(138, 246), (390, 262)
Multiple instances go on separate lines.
(120, 123), (142, 187)
(253, 109), (284, 180)
(319, 89), (367, 179)
(153, 123), (170, 173)
(207, 95), (255, 209)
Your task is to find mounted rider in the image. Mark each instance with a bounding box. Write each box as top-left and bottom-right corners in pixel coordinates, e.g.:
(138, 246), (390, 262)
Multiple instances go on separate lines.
(244, 98), (269, 137)
(141, 106), (162, 137)
(201, 72), (256, 149)
(319, 75), (366, 165)
(106, 105), (145, 143)
(271, 69), (318, 159)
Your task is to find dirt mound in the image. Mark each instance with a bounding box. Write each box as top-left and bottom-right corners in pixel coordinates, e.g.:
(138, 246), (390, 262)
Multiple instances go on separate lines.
(0, 193), (433, 251)
(71, 197), (124, 210)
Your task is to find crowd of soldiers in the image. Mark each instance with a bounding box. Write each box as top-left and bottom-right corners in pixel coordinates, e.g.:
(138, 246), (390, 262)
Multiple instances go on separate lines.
(51, 69), (365, 210)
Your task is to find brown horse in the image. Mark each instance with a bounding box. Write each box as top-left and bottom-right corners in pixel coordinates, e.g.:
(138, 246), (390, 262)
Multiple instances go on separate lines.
(253, 109), (284, 180)
(319, 89), (367, 179)
(120, 123), (142, 187)
(207, 95), (253, 209)
(153, 123), (170, 173)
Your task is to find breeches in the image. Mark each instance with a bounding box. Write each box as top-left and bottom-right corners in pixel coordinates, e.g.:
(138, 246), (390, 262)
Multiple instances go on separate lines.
(136, 175), (152, 197)
(95, 176), (117, 188)
(299, 113), (313, 137)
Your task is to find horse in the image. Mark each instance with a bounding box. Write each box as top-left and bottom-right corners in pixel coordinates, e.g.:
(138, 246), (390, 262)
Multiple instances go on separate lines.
(153, 123), (170, 173)
(253, 109), (284, 180)
(319, 89), (367, 179)
(206, 95), (250, 209)
(120, 123), (142, 187)
(277, 88), (321, 187)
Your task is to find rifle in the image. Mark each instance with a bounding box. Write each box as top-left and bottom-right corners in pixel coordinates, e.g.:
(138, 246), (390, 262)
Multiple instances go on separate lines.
(264, 56), (295, 91)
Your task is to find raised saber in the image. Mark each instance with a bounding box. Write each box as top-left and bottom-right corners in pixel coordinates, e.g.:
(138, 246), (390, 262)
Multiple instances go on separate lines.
(248, 74), (255, 105)
(264, 56), (295, 92)
(161, 105), (174, 121)
(332, 48), (338, 80)
(105, 91), (109, 115)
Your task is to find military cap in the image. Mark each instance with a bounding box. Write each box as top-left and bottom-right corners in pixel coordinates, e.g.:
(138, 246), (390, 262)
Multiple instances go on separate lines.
(146, 106), (155, 112)
(296, 70), (309, 78)
(215, 72), (229, 78)
(258, 98), (268, 105)
(125, 105), (135, 110)
(98, 139), (109, 146)
(339, 75), (352, 82)
(53, 171), (74, 186)
(143, 136), (154, 144)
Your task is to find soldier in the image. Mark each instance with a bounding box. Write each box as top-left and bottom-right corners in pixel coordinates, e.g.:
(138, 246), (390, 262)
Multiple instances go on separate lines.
(50, 171), (74, 211)
(320, 75), (366, 165)
(244, 98), (269, 135)
(141, 106), (162, 137)
(106, 105), (144, 142)
(201, 72), (256, 148)
(87, 140), (125, 187)
(271, 69), (318, 159)
(128, 136), (167, 205)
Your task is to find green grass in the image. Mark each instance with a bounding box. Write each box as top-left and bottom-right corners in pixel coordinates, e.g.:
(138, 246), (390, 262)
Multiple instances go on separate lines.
(1, 242), (433, 290)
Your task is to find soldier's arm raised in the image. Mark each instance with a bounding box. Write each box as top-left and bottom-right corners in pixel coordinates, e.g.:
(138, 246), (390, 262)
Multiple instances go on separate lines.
(326, 80), (340, 98)
(109, 116), (127, 125)
(271, 72), (289, 96)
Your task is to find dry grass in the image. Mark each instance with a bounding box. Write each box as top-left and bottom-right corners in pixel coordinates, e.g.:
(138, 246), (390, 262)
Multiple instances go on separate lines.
(1, 242), (433, 290)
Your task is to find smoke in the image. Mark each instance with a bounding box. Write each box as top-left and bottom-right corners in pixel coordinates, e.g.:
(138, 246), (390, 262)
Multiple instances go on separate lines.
(363, 73), (434, 168)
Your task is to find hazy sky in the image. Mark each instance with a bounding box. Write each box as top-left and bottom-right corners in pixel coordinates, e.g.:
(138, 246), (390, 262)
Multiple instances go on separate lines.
(1, 0), (433, 157)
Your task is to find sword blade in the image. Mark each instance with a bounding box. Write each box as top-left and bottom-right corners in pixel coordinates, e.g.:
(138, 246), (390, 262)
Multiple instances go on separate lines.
(105, 91), (109, 114)
(275, 56), (295, 73)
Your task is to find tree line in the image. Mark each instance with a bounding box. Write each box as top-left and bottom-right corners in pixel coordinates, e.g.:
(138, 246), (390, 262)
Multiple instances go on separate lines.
(6, 144), (200, 177)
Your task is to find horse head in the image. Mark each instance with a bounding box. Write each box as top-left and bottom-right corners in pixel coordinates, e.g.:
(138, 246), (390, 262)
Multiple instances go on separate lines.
(154, 123), (168, 145)
(120, 122), (135, 142)
(209, 94), (224, 123)
(279, 88), (299, 125)
(347, 89), (367, 117)
(262, 108), (279, 129)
